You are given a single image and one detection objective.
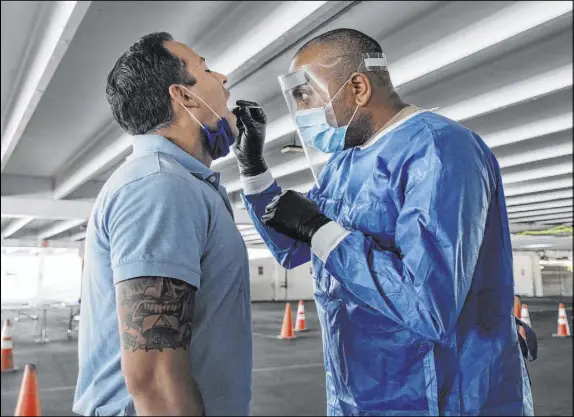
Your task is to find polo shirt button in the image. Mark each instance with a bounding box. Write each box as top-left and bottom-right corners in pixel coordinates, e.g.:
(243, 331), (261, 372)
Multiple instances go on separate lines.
(209, 176), (215, 183)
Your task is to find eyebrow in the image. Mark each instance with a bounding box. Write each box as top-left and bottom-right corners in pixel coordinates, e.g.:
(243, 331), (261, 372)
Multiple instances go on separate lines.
(200, 57), (206, 63)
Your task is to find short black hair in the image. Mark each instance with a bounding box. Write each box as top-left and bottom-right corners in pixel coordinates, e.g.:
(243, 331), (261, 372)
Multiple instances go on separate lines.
(296, 28), (393, 90)
(297, 28), (382, 57)
(106, 32), (196, 135)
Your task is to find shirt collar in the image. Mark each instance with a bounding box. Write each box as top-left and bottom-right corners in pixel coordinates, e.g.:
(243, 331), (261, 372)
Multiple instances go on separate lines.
(359, 108), (429, 150)
(131, 134), (220, 187)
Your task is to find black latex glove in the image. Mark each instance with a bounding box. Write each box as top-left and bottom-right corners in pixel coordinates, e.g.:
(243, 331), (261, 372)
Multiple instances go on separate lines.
(261, 190), (331, 244)
(232, 100), (268, 177)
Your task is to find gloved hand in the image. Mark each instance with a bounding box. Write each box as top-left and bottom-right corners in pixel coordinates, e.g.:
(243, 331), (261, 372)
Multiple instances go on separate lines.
(232, 100), (268, 177)
(261, 190), (331, 244)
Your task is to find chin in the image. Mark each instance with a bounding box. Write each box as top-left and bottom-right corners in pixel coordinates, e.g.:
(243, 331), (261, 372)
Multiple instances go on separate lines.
(226, 109), (238, 123)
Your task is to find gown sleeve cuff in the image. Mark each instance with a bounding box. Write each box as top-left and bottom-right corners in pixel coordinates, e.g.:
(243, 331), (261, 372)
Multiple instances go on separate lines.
(240, 170), (275, 195)
(311, 221), (351, 263)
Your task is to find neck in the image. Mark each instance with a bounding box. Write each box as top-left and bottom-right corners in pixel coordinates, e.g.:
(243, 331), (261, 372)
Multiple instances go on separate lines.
(156, 127), (213, 168)
(345, 91), (411, 149)
(369, 94), (410, 137)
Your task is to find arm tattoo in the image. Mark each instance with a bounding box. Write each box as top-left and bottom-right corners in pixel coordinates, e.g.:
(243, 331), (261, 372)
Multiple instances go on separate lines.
(117, 277), (196, 352)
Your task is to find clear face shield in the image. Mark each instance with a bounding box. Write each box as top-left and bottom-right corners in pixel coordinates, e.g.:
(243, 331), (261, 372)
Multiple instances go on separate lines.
(278, 52), (387, 186)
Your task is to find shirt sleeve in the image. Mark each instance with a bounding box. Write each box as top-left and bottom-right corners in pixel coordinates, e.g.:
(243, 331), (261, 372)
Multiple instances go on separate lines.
(105, 172), (208, 289)
(241, 170), (312, 269)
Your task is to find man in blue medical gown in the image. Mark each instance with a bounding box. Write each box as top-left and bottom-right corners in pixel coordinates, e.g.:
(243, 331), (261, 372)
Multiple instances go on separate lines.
(233, 28), (534, 416)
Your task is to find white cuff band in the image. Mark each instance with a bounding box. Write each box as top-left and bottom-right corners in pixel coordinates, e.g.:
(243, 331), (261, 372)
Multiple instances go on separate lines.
(240, 170), (275, 195)
(311, 221), (351, 263)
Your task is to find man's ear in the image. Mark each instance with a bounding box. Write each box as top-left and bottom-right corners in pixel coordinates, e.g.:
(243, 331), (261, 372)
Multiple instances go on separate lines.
(169, 84), (200, 108)
(350, 72), (371, 107)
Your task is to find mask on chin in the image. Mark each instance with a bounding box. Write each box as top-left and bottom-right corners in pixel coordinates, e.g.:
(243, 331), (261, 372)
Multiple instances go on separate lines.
(198, 118), (235, 159)
(179, 86), (236, 160)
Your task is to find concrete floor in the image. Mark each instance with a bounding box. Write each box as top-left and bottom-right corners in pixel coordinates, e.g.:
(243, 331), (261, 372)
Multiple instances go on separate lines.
(1, 298), (572, 416)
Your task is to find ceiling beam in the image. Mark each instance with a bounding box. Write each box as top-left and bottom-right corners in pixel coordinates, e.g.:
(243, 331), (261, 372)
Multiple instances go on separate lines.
(437, 64), (572, 122)
(37, 219), (86, 240)
(507, 199), (573, 214)
(53, 133), (132, 200)
(240, 230), (261, 238)
(509, 223), (563, 234)
(510, 212), (573, 223)
(502, 159), (573, 185)
(485, 112), (572, 149)
(0, 217), (35, 239)
(497, 137), (573, 169)
(0, 174), (53, 199)
(0, 1), (92, 172)
(504, 176), (573, 197)
(237, 224), (255, 231)
(69, 231), (87, 242)
(508, 207), (573, 220)
(244, 235), (264, 243)
(1, 197), (94, 220)
(538, 218), (574, 225)
(506, 189), (573, 206)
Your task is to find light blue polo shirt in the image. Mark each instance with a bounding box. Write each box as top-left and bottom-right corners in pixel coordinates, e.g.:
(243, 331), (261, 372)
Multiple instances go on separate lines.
(73, 135), (252, 416)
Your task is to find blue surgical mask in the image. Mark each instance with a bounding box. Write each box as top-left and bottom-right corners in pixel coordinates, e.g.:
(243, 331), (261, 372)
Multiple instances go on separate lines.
(295, 106), (350, 153)
(200, 118), (235, 159)
(179, 86), (235, 160)
(294, 80), (359, 154)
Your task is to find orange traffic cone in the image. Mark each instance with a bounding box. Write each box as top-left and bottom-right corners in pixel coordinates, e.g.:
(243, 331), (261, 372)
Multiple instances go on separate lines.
(1, 319), (16, 373)
(513, 296), (521, 319)
(295, 300), (309, 332)
(520, 304), (531, 339)
(14, 364), (41, 416)
(553, 303), (571, 338)
(277, 303), (296, 340)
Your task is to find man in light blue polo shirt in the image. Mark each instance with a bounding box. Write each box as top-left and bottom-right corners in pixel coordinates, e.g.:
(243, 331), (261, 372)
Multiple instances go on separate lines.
(74, 32), (265, 416)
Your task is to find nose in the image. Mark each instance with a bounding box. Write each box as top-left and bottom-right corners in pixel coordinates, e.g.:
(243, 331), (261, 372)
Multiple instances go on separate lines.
(214, 71), (228, 86)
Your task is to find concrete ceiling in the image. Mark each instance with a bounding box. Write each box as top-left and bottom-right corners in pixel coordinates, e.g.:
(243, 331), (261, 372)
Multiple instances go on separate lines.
(1, 0), (572, 250)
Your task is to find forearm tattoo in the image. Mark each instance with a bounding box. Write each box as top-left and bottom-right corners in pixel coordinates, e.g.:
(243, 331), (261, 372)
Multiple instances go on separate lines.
(117, 277), (196, 352)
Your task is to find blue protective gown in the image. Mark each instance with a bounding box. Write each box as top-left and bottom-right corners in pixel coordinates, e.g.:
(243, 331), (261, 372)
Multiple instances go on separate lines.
(243, 111), (534, 416)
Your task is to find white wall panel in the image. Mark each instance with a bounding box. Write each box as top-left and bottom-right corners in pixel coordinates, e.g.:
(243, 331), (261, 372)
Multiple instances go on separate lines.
(513, 252), (544, 297)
